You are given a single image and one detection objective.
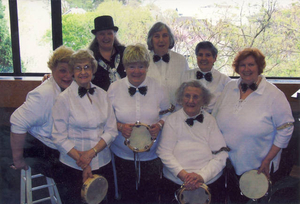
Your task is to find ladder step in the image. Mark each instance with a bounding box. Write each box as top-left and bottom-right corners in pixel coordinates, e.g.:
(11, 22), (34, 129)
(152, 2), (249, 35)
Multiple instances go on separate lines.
(32, 196), (51, 204)
(32, 183), (55, 191)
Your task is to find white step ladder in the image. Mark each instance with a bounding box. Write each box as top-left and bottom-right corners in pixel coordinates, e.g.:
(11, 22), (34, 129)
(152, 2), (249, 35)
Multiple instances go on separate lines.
(20, 167), (62, 204)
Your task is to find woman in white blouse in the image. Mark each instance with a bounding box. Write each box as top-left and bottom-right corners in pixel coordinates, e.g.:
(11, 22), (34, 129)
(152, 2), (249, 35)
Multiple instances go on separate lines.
(157, 80), (229, 204)
(107, 44), (172, 203)
(212, 48), (294, 203)
(146, 22), (189, 108)
(51, 49), (118, 204)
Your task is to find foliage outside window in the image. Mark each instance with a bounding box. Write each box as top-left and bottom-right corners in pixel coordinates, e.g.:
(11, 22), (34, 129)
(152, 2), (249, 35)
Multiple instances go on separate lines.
(59, 0), (299, 77)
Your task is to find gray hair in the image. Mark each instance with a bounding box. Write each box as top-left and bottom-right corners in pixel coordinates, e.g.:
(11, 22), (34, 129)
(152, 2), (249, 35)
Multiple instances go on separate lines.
(123, 44), (150, 67)
(69, 49), (98, 74)
(147, 22), (175, 51)
(195, 41), (218, 58)
(176, 80), (211, 106)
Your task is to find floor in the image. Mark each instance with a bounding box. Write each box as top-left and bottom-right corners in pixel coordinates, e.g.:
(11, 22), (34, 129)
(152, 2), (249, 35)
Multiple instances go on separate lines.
(0, 112), (299, 204)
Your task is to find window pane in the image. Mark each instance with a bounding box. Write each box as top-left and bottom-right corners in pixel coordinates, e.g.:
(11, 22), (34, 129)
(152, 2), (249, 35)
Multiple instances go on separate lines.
(0, 0), (13, 73)
(62, 0), (299, 78)
(18, 0), (52, 73)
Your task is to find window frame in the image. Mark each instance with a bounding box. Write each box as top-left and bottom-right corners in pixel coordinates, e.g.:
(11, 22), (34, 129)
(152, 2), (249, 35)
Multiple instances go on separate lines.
(1, 0), (62, 77)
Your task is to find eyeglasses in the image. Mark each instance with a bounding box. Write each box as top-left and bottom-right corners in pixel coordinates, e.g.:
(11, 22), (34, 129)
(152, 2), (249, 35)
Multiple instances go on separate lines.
(74, 65), (92, 73)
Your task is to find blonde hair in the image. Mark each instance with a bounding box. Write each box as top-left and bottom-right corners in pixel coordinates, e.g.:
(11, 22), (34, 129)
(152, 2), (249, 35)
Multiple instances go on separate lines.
(123, 44), (150, 67)
(69, 49), (98, 74)
(47, 45), (74, 71)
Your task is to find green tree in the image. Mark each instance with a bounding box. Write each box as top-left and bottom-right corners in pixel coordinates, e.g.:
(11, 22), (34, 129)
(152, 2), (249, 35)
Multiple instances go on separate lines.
(61, 0), (154, 50)
(0, 0), (13, 73)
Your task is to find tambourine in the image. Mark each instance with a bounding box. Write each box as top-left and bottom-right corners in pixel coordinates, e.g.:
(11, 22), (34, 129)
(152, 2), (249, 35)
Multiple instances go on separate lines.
(239, 170), (271, 200)
(81, 174), (108, 204)
(175, 183), (211, 204)
(124, 121), (155, 153)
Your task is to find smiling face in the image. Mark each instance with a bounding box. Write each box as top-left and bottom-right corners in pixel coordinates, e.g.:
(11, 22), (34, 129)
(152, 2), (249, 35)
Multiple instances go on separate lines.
(126, 62), (148, 87)
(196, 48), (216, 72)
(51, 62), (72, 90)
(238, 55), (259, 84)
(152, 28), (170, 56)
(96, 29), (115, 51)
(73, 60), (93, 89)
(182, 86), (204, 117)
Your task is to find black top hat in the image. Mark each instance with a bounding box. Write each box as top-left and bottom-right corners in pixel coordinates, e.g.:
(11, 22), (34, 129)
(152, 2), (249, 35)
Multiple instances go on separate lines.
(91, 15), (119, 34)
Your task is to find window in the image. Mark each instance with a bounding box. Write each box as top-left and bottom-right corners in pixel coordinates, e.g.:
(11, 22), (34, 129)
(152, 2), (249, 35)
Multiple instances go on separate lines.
(1, 0), (300, 78)
(0, 0), (12, 73)
(17, 0), (52, 73)
(1, 0), (60, 76)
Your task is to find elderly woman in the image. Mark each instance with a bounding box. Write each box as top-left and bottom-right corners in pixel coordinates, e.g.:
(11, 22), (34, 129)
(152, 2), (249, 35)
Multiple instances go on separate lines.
(51, 49), (118, 204)
(183, 41), (231, 113)
(89, 15), (126, 91)
(212, 48), (294, 203)
(107, 44), (172, 203)
(147, 22), (189, 108)
(10, 45), (73, 177)
(157, 80), (229, 204)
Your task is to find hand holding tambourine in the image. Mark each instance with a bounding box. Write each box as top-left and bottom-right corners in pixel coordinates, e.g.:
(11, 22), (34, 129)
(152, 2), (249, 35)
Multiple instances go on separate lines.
(184, 172), (205, 191)
(82, 165), (93, 183)
(124, 121), (156, 153)
(149, 123), (161, 139)
(120, 123), (135, 139)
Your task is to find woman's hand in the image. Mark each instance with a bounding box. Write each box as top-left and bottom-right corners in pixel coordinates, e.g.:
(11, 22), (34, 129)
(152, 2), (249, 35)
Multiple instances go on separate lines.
(120, 123), (134, 139)
(258, 158), (271, 179)
(11, 157), (28, 170)
(149, 123), (160, 139)
(258, 145), (281, 180)
(184, 172), (204, 191)
(76, 149), (94, 169)
(82, 165), (93, 183)
(42, 74), (51, 82)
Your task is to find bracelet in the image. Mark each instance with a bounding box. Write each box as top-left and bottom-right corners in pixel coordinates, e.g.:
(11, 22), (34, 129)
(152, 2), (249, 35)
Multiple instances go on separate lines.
(92, 147), (98, 157)
(157, 122), (163, 130)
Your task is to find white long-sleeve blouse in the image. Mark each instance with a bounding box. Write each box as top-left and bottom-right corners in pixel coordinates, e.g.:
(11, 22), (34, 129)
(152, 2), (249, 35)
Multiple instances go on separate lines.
(157, 108), (228, 185)
(52, 81), (118, 171)
(10, 77), (60, 149)
(107, 76), (171, 161)
(212, 76), (294, 175)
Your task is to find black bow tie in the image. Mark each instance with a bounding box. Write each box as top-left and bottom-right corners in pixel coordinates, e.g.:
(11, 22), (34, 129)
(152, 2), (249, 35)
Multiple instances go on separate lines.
(153, 53), (170, 63)
(185, 114), (204, 126)
(196, 71), (212, 82)
(240, 82), (257, 93)
(78, 87), (96, 98)
(128, 86), (148, 96)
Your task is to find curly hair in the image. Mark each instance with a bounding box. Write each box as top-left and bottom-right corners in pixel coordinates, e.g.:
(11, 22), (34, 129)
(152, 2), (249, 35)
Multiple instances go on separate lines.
(147, 22), (175, 51)
(47, 45), (74, 71)
(232, 48), (266, 75)
(69, 49), (98, 74)
(176, 80), (211, 106)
